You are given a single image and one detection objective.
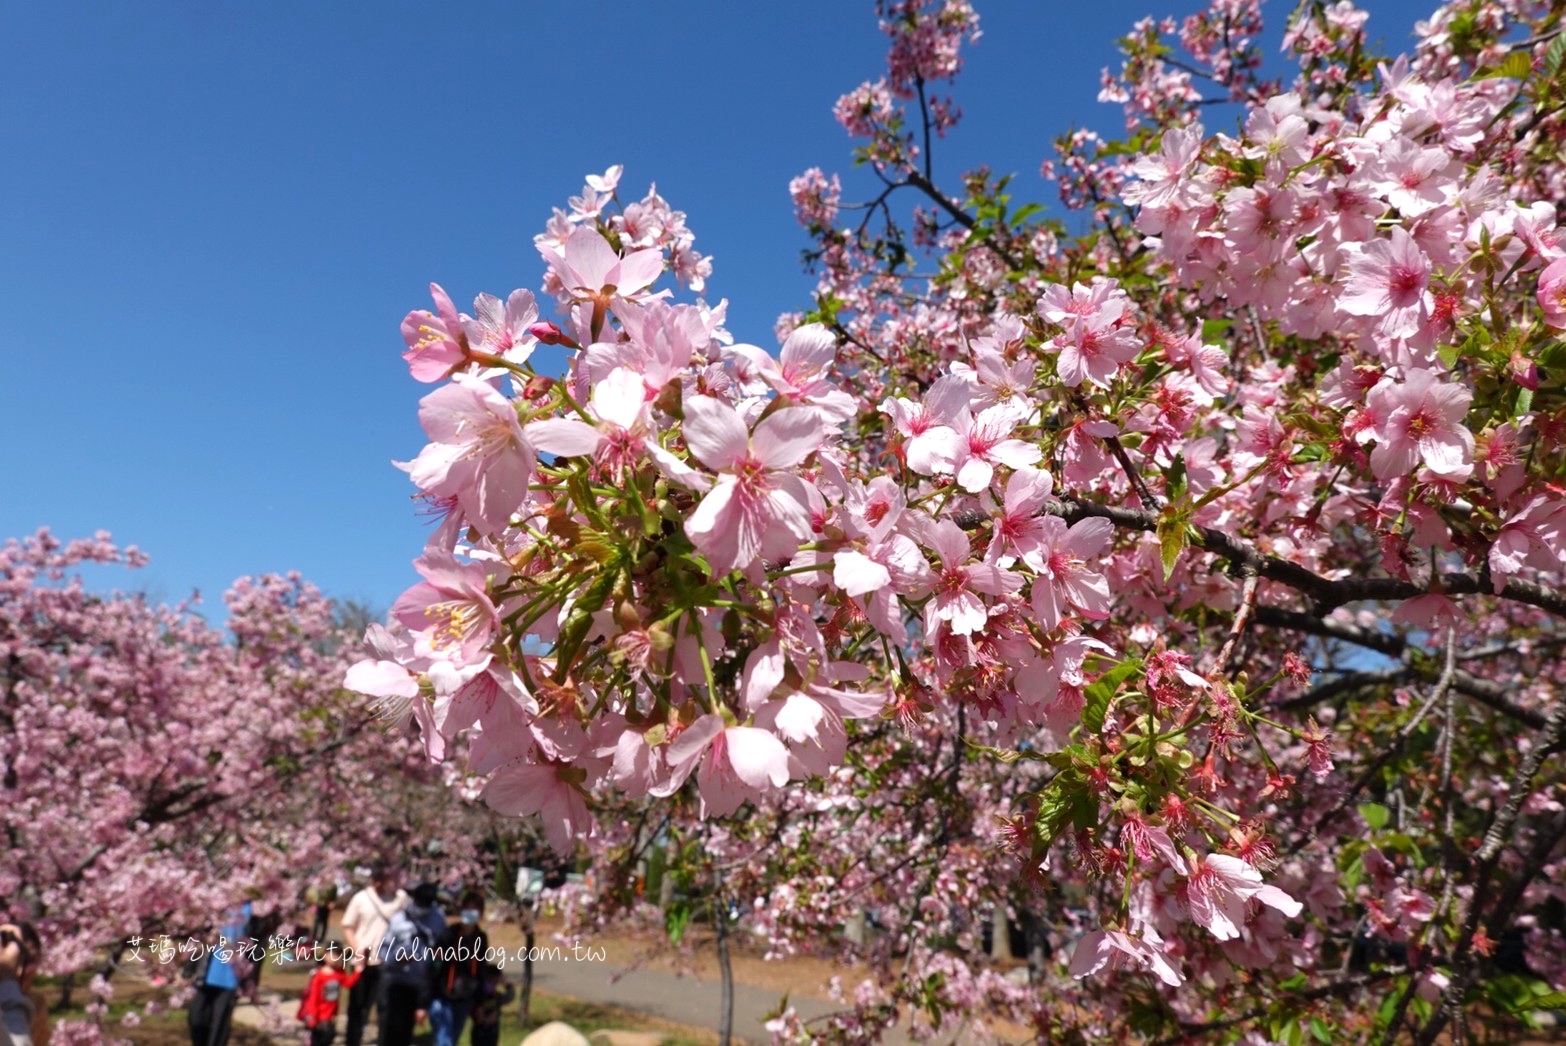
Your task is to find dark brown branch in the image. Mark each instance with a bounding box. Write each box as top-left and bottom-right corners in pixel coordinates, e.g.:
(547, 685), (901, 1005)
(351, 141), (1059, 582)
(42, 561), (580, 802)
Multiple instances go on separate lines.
(902, 168), (1024, 271)
(1256, 607), (1550, 730)
(1412, 700), (1566, 1046)
(1153, 967), (1406, 1044)
(1043, 496), (1566, 619)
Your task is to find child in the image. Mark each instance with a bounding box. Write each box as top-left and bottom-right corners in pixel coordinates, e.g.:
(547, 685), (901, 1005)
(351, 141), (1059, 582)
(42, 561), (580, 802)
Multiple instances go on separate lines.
(297, 943), (360, 1046)
(465, 964), (513, 1046)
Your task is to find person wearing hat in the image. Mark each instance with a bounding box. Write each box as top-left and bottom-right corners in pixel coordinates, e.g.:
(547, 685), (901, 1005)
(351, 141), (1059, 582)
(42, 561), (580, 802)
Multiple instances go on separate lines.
(374, 883), (445, 1046)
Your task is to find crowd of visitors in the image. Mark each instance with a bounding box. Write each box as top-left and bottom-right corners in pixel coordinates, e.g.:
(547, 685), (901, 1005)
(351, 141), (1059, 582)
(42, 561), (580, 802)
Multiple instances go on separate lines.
(0, 864), (522, 1046)
(174, 864), (510, 1046)
(335, 869), (511, 1046)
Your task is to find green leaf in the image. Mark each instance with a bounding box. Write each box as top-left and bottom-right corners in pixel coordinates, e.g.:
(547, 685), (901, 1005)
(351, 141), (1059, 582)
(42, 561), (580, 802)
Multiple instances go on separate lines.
(1082, 658), (1143, 734)
(1471, 50), (1531, 80)
(552, 560), (624, 682)
(1155, 507), (1190, 581)
(1546, 33), (1566, 76)
(966, 740), (1033, 764)
(1531, 990), (1566, 1009)
(665, 902), (692, 945)
(1515, 385), (1534, 417)
(1201, 318), (1233, 341)
(1011, 202), (1044, 224)
(1358, 802), (1390, 831)
(1310, 1017), (1332, 1044)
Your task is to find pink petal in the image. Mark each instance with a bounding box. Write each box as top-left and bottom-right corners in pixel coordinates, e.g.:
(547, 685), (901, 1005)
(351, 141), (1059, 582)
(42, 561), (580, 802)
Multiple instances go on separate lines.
(753, 409), (824, 470)
(611, 247), (666, 297)
(682, 396), (749, 471)
(723, 727), (791, 789)
(526, 418), (603, 457)
(833, 550), (891, 597)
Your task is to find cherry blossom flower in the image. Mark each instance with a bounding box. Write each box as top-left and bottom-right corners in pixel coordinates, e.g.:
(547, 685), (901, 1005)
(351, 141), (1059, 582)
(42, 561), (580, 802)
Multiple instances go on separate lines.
(1362, 368), (1474, 481)
(1028, 516), (1114, 630)
(949, 403), (1044, 492)
(400, 283), (467, 383)
(461, 289), (539, 368)
(683, 399), (824, 574)
(481, 762), (594, 854)
(390, 551), (501, 666)
(1183, 854), (1302, 941)
(730, 323), (856, 423)
(1488, 496), (1566, 591)
(527, 367), (701, 486)
(662, 714), (792, 818)
(880, 375), (968, 475)
(538, 226), (665, 308)
(1070, 928), (1183, 986)
(401, 373), (536, 537)
(1046, 299), (1141, 388)
(1539, 256), (1566, 329)
(923, 518), (1021, 636)
(1338, 227), (1433, 339)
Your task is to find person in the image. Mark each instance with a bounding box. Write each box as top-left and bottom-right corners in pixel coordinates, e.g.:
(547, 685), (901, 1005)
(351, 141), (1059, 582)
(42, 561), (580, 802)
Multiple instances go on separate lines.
(297, 943), (360, 1046)
(186, 903), (252, 1046)
(0, 922), (41, 1046)
(340, 866), (407, 1046)
(427, 892), (487, 1046)
(307, 882), (339, 945)
(465, 964), (512, 1046)
(374, 883), (445, 1046)
(238, 907), (277, 1004)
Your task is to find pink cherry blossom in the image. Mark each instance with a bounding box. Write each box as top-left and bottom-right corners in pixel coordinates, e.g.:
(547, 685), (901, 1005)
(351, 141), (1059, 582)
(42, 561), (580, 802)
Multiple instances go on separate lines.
(401, 372), (536, 537)
(1070, 928), (1184, 986)
(1184, 854), (1302, 941)
(538, 226), (665, 308)
(400, 283), (467, 383)
(481, 762), (595, 854)
(682, 398), (824, 574)
(923, 518), (1022, 636)
(948, 403), (1044, 492)
(731, 323), (856, 423)
(1028, 515), (1114, 630)
(1362, 368), (1474, 481)
(461, 288), (540, 367)
(391, 550), (501, 666)
(1338, 226), (1433, 339)
(1539, 256), (1566, 329)
(663, 714), (792, 818)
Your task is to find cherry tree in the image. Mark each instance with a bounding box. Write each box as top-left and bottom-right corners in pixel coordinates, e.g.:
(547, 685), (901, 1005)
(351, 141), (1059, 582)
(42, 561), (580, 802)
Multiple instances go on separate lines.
(0, 529), (502, 1002)
(357, 0), (1566, 1041)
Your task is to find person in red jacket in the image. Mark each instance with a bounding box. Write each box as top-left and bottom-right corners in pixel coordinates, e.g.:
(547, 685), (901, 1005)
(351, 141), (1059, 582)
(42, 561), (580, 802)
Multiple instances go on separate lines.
(298, 944), (361, 1046)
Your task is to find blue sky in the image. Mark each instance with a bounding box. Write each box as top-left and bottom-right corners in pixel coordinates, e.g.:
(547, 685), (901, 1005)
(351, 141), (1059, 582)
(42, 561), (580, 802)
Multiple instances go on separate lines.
(0, 1), (1431, 619)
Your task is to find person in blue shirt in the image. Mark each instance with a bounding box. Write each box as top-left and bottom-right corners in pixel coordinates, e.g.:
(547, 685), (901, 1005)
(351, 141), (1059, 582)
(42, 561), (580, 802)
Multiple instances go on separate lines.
(187, 902), (252, 1046)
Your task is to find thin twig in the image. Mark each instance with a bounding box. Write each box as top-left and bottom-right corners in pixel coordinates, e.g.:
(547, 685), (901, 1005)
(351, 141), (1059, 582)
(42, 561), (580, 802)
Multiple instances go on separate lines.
(1212, 565), (1259, 675)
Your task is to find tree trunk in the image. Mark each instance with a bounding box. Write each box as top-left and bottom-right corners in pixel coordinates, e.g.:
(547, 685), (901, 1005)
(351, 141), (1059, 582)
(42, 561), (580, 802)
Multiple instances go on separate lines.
(715, 892), (734, 1046)
(518, 907), (535, 1027)
(989, 903), (1013, 961)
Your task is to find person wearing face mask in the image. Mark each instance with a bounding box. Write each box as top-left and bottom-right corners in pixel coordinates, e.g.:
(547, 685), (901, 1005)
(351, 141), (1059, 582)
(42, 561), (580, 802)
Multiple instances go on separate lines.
(427, 892), (487, 1046)
(340, 865), (408, 1046)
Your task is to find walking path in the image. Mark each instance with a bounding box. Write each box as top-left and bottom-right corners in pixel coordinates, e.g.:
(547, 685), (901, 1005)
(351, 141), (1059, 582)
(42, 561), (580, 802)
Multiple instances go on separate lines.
(519, 951), (839, 1044)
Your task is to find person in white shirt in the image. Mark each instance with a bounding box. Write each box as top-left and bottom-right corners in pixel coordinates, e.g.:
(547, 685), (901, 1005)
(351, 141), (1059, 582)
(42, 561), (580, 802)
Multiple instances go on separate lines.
(339, 866), (408, 1046)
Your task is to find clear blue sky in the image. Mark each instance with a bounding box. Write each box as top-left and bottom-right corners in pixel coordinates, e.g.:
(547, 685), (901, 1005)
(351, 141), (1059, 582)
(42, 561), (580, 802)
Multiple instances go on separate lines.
(0, 1), (1431, 619)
